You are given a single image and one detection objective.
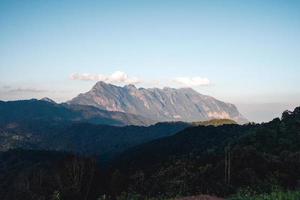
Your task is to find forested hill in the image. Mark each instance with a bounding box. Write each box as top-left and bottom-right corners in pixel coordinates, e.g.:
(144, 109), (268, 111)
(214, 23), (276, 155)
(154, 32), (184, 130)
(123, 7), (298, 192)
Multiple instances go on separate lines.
(111, 107), (300, 198)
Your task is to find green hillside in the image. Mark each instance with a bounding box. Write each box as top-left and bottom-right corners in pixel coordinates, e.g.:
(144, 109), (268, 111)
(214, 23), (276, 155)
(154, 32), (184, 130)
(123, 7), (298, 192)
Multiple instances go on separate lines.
(192, 119), (238, 126)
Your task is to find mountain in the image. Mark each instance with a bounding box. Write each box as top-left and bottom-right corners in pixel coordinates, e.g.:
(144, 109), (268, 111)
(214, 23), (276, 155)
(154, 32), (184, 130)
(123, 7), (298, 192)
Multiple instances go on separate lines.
(0, 99), (190, 162)
(0, 99), (153, 126)
(68, 81), (248, 124)
(0, 100), (189, 160)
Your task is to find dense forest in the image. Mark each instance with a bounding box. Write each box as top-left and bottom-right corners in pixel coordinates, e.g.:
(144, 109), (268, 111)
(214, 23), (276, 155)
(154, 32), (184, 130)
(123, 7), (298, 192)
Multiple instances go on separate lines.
(0, 107), (300, 199)
(110, 107), (300, 199)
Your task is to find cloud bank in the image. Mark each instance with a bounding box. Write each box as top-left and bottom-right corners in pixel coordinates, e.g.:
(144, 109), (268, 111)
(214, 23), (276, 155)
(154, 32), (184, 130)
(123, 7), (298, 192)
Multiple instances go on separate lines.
(1, 86), (48, 93)
(174, 77), (210, 87)
(70, 71), (141, 85)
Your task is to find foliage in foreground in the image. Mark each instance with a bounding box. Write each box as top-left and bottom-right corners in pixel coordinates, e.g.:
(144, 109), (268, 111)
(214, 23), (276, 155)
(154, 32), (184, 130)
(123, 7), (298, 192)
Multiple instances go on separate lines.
(229, 189), (300, 200)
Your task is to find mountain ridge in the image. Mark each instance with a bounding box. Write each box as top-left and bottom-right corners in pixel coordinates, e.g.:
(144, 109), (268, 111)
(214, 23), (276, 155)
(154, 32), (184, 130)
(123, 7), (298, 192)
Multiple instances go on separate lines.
(0, 98), (153, 126)
(68, 81), (248, 124)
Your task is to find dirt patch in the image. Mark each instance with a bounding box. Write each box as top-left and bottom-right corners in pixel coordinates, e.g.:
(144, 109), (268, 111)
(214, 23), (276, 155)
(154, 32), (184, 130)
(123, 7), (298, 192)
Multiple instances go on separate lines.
(176, 195), (224, 200)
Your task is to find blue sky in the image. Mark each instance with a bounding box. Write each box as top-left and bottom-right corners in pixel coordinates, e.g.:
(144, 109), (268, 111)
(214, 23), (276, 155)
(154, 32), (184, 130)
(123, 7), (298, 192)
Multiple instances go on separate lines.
(0, 0), (300, 122)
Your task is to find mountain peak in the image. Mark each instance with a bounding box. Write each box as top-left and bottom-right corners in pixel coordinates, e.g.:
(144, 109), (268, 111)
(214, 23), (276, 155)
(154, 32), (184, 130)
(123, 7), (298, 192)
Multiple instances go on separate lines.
(92, 81), (118, 91)
(94, 81), (109, 87)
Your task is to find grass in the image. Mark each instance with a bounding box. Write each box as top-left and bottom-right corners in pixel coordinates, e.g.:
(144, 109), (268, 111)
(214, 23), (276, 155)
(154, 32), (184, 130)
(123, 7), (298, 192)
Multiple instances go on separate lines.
(229, 190), (300, 200)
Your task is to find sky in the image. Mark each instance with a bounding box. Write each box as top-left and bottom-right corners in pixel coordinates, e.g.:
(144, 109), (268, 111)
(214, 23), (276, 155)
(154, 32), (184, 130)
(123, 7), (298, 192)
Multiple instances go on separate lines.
(0, 0), (300, 122)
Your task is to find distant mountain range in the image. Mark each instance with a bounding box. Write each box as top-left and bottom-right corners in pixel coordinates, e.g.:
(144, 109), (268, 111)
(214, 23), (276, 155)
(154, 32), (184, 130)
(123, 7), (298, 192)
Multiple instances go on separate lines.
(0, 99), (189, 160)
(68, 81), (248, 124)
(0, 99), (153, 126)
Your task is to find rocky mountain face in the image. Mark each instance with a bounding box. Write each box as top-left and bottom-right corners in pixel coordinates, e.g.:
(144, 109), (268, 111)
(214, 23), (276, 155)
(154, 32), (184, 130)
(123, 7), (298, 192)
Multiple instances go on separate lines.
(68, 81), (248, 124)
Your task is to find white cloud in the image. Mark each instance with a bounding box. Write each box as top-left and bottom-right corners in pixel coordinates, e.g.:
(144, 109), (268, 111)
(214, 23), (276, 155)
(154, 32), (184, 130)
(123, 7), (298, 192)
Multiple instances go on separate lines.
(174, 77), (210, 87)
(70, 71), (141, 85)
